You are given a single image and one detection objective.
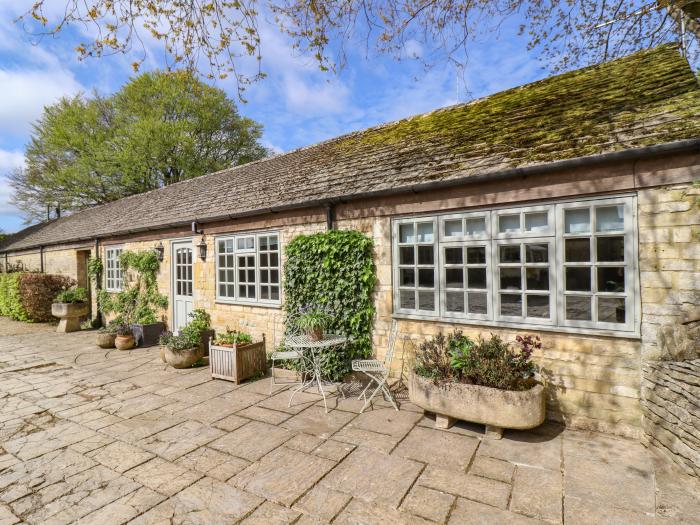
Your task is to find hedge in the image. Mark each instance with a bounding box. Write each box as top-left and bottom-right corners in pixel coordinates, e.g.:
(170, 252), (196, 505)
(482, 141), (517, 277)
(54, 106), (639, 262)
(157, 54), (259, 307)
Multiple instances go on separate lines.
(0, 273), (75, 322)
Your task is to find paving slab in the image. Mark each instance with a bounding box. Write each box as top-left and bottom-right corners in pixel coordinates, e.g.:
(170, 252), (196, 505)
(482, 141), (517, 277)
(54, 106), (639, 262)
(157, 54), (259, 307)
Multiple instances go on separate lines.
(334, 498), (433, 525)
(175, 446), (251, 481)
(448, 497), (543, 525)
(136, 420), (225, 460)
(88, 440), (155, 473)
(282, 405), (355, 439)
(124, 457), (203, 496)
(129, 476), (263, 524)
(511, 466), (562, 524)
(321, 448), (423, 508)
(209, 420), (294, 461)
(293, 484), (352, 522)
(232, 446), (336, 506)
(393, 426), (479, 471)
(469, 455), (515, 483)
(400, 485), (455, 523)
(241, 500), (300, 524)
(417, 465), (511, 509)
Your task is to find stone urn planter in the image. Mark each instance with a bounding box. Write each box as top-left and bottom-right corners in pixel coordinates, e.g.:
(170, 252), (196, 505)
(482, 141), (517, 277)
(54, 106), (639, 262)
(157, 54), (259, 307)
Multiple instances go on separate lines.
(115, 334), (136, 351)
(409, 374), (546, 439)
(51, 302), (89, 333)
(164, 345), (204, 369)
(96, 332), (117, 349)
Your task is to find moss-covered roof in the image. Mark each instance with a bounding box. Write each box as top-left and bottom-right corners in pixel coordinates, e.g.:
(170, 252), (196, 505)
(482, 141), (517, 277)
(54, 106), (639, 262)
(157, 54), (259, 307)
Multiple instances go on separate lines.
(2, 44), (699, 252)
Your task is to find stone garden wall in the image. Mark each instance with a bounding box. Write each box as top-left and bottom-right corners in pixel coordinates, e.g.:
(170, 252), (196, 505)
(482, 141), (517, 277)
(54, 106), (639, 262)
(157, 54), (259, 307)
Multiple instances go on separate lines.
(642, 359), (700, 478)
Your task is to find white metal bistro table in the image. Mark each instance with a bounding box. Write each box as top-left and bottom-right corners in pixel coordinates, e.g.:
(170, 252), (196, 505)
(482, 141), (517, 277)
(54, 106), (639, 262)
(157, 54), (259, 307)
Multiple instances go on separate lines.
(284, 333), (349, 413)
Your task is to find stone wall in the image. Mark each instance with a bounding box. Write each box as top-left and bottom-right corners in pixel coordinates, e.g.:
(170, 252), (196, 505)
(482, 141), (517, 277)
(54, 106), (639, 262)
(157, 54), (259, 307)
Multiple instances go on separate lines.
(642, 360), (700, 477)
(638, 183), (700, 361)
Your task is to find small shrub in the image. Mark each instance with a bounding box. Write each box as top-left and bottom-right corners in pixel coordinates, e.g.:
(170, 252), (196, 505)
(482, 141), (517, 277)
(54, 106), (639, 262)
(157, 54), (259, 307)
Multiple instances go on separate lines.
(414, 330), (541, 391)
(214, 330), (252, 346)
(180, 309), (211, 342)
(116, 324), (134, 337)
(414, 333), (455, 382)
(159, 330), (199, 353)
(55, 287), (88, 304)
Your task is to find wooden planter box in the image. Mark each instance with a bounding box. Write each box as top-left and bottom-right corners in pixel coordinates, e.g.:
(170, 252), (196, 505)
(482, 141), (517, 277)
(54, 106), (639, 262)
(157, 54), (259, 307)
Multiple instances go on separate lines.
(210, 336), (266, 384)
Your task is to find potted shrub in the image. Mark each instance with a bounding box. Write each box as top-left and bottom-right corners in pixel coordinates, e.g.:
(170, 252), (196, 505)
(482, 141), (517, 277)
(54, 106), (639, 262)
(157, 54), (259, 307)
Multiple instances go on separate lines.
(114, 324), (136, 350)
(295, 306), (332, 341)
(409, 331), (545, 439)
(210, 328), (266, 383)
(96, 322), (119, 348)
(159, 330), (203, 369)
(183, 309), (215, 356)
(51, 287), (89, 333)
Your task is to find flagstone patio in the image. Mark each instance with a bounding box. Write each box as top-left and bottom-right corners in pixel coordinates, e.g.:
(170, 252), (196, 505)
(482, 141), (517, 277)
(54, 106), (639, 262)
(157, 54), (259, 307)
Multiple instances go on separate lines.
(0, 321), (699, 524)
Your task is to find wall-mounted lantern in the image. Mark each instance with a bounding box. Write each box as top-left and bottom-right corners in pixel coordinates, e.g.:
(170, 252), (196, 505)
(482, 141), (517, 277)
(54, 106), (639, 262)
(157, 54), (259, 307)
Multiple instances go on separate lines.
(197, 237), (207, 261)
(154, 241), (165, 262)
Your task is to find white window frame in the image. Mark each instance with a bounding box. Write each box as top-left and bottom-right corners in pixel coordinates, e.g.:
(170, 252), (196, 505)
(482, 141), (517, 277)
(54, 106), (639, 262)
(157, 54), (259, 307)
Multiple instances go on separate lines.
(555, 196), (637, 333)
(215, 230), (281, 306)
(440, 241), (491, 320)
(391, 195), (639, 336)
(393, 217), (439, 316)
(104, 246), (123, 292)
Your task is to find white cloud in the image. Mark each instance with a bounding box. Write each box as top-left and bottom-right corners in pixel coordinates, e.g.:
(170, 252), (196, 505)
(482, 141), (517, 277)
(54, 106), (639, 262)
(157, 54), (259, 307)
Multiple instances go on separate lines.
(0, 68), (84, 137)
(0, 150), (24, 219)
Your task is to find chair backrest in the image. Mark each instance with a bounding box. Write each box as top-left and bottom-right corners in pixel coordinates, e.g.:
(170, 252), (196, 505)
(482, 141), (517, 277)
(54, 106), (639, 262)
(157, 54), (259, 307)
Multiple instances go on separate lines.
(383, 319), (399, 369)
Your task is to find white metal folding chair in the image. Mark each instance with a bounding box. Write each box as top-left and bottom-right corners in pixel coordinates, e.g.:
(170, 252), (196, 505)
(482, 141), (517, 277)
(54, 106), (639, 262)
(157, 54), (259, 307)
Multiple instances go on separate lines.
(269, 312), (304, 394)
(351, 319), (399, 413)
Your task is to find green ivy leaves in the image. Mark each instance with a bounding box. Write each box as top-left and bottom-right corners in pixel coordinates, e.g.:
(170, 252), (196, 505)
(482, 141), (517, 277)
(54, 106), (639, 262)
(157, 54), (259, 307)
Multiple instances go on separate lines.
(283, 230), (377, 382)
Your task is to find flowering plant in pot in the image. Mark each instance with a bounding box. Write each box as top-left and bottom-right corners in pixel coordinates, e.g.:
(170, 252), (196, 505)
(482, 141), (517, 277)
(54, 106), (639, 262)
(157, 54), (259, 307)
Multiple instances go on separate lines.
(410, 331), (545, 438)
(52, 287), (89, 333)
(114, 324), (136, 350)
(295, 306), (333, 341)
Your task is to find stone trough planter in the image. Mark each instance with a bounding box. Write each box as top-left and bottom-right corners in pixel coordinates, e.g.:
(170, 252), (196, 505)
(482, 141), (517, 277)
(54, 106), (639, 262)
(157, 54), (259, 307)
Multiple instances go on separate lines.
(51, 302), (89, 333)
(409, 374), (546, 439)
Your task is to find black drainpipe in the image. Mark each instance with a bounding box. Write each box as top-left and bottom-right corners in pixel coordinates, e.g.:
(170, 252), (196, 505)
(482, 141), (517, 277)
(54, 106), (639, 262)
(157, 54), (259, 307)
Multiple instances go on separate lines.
(94, 238), (103, 327)
(326, 204), (335, 230)
(39, 246), (44, 273)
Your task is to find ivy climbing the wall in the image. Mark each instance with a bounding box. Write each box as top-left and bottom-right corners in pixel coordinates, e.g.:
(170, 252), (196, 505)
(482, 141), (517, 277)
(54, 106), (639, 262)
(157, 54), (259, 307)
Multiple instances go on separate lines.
(284, 230), (377, 381)
(98, 250), (168, 325)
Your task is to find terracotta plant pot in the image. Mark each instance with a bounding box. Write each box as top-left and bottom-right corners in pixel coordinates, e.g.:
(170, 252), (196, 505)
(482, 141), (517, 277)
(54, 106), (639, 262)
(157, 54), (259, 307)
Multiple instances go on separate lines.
(115, 335), (136, 351)
(164, 346), (204, 369)
(307, 328), (323, 342)
(51, 302), (89, 333)
(408, 374), (546, 439)
(96, 332), (117, 349)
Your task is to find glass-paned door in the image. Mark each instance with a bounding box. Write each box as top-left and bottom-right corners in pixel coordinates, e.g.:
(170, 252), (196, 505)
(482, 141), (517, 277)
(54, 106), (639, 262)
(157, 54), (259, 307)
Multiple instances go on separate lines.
(172, 241), (194, 332)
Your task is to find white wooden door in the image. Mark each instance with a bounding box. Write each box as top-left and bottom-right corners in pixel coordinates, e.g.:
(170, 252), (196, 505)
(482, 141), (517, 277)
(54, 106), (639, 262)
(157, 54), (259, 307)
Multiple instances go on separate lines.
(172, 241), (194, 332)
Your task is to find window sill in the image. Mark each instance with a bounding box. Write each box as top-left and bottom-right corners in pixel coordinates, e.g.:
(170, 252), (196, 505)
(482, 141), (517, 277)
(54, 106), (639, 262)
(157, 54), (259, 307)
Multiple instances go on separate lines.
(391, 312), (641, 340)
(215, 299), (282, 310)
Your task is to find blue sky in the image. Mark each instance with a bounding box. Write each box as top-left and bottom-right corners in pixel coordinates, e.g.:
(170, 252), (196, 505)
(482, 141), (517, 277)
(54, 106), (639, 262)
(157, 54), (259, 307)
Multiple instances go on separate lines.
(0, 5), (548, 234)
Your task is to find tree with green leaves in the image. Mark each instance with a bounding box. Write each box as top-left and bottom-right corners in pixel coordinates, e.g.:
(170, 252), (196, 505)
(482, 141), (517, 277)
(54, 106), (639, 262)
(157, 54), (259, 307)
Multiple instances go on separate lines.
(17, 1), (700, 98)
(9, 70), (268, 222)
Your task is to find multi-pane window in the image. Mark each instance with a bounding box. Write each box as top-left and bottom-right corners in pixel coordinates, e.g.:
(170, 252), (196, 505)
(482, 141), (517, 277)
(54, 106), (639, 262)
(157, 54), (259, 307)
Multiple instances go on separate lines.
(216, 231), (280, 304)
(174, 246), (193, 296)
(559, 200), (633, 329)
(392, 196), (637, 333)
(105, 247), (123, 291)
(395, 219), (437, 313)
